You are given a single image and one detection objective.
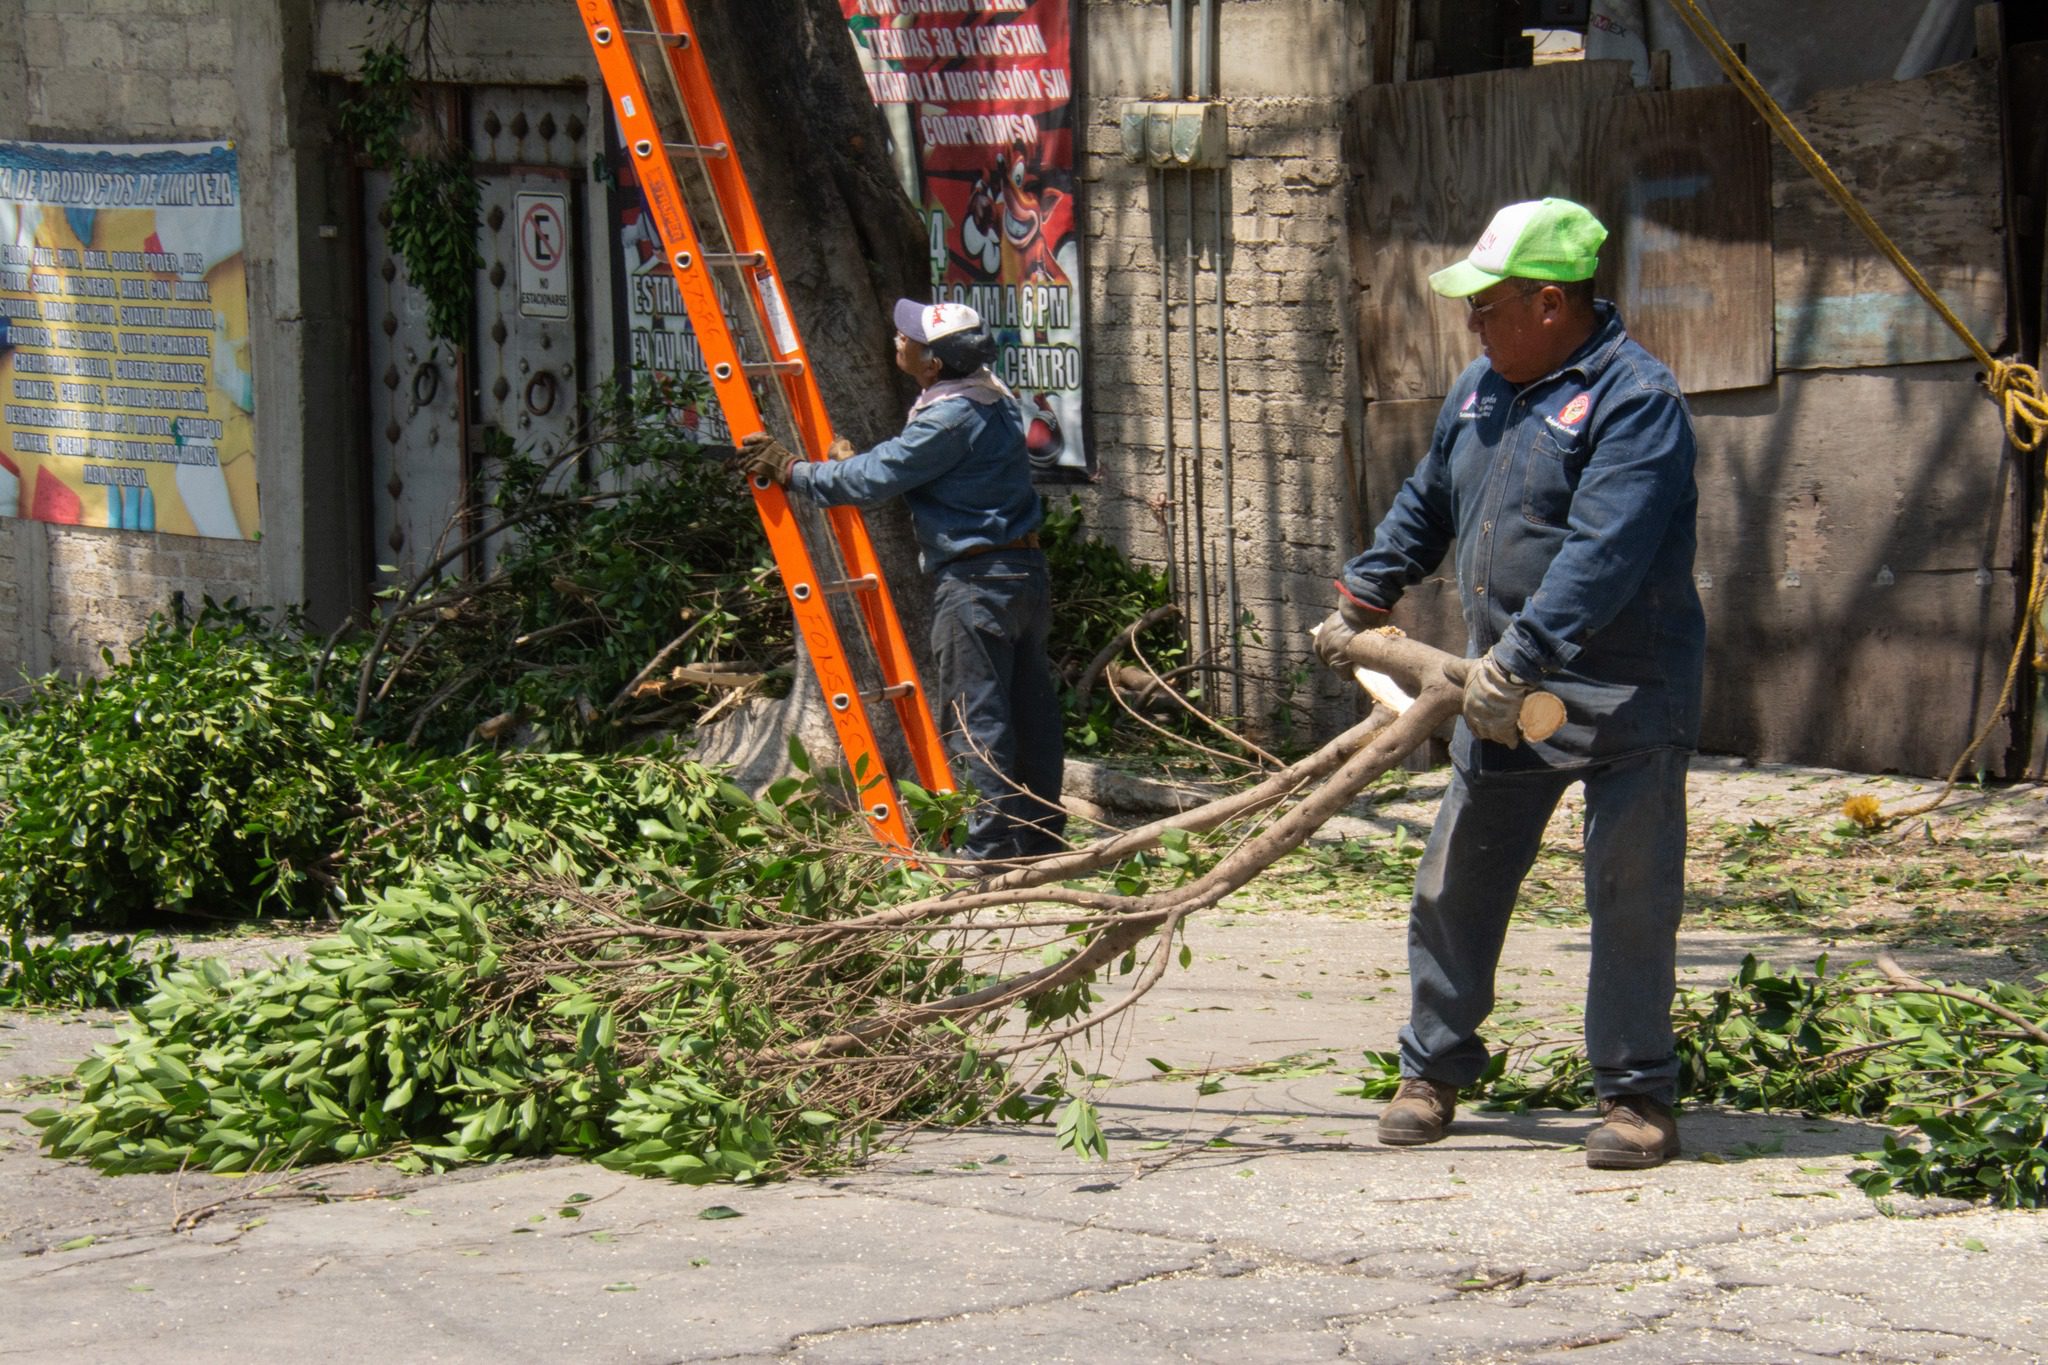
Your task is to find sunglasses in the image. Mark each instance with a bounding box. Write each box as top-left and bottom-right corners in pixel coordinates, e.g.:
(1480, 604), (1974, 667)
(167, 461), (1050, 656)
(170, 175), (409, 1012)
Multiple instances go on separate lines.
(1466, 285), (1545, 320)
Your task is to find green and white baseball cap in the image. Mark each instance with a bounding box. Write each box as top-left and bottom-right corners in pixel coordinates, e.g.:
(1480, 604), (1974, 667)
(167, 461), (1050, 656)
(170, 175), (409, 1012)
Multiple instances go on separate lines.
(1428, 198), (1608, 298)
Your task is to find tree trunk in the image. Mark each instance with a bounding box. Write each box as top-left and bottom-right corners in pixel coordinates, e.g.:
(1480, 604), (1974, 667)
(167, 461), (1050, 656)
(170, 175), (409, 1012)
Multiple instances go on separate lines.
(682, 0), (937, 790)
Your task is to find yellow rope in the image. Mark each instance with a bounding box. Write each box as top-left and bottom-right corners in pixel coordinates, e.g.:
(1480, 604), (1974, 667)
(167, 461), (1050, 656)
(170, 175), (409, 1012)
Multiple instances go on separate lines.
(1660, 0), (2046, 822)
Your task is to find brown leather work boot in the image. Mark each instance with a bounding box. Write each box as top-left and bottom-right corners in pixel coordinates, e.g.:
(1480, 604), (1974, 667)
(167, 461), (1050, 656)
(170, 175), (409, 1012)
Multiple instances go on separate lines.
(1585, 1094), (1680, 1169)
(1377, 1077), (1458, 1147)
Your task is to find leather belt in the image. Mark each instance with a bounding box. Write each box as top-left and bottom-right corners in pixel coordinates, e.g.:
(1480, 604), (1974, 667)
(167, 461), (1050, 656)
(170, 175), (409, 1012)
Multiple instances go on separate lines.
(953, 531), (1041, 560)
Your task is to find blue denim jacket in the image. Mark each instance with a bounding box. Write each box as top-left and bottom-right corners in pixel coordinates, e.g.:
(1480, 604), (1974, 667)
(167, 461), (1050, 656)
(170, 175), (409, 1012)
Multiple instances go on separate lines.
(789, 394), (1041, 573)
(1341, 303), (1704, 772)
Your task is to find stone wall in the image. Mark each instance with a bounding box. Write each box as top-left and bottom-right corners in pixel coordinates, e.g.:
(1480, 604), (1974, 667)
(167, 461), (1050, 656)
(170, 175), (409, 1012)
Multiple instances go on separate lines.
(1074, 0), (1369, 739)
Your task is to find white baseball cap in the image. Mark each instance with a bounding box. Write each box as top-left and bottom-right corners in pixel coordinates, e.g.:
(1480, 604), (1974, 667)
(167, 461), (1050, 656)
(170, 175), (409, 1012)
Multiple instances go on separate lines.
(893, 298), (983, 344)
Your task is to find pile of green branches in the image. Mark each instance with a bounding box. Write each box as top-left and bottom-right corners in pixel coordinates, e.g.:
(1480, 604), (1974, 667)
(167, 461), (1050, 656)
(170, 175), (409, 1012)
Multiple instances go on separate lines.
(341, 378), (787, 753)
(26, 764), (1073, 1182)
(0, 937), (176, 1011)
(0, 600), (769, 940)
(0, 373), (790, 944)
(1356, 953), (2048, 1208)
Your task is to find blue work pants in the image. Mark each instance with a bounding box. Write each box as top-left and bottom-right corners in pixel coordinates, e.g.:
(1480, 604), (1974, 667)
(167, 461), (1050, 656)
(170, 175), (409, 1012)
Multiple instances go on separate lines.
(931, 551), (1066, 861)
(1397, 746), (1689, 1104)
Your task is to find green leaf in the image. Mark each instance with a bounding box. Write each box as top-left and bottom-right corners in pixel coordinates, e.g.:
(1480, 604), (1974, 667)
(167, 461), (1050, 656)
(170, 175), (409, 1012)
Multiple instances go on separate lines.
(697, 1205), (743, 1221)
(1053, 1097), (1108, 1162)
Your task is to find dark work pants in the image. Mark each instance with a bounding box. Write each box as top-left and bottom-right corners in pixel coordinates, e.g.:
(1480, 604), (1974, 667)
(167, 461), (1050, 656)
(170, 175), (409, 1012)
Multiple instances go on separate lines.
(930, 550), (1067, 861)
(1397, 746), (1690, 1105)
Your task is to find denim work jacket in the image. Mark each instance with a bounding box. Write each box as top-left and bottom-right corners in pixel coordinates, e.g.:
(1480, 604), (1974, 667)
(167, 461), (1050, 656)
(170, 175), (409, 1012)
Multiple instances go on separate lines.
(789, 394), (1041, 573)
(1341, 303), (1705, 773)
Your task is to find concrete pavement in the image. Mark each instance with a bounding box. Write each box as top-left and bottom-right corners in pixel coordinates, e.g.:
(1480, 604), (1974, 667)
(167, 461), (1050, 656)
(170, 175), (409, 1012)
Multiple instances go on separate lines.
(5, 907), (2045, 1363)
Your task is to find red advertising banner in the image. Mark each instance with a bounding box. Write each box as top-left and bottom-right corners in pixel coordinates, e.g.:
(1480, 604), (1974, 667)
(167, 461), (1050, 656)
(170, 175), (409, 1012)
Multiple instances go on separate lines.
(843, 0), (1086, 473)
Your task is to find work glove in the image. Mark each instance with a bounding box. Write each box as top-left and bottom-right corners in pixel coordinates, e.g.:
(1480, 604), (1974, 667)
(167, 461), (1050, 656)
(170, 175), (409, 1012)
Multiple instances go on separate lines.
(826, 436), (856, 461)
(736, 432), (799, 486)
(1462, 650), (1531, 747)
(1312, 592), (1388, 670)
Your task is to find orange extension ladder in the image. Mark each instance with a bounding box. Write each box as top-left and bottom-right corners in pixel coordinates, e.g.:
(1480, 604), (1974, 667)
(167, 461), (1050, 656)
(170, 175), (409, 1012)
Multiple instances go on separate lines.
(573, 0), (954, 853)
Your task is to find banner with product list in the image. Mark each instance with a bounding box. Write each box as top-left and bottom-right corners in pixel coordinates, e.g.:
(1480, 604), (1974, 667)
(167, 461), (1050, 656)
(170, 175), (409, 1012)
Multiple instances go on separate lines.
(844, 0), (1087, 474)
(0, 140), (258, 539)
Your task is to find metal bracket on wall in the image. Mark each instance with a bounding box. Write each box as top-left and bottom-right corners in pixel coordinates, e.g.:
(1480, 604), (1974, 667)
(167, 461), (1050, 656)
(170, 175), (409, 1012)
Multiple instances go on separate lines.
(1119, 100), (1230, 169)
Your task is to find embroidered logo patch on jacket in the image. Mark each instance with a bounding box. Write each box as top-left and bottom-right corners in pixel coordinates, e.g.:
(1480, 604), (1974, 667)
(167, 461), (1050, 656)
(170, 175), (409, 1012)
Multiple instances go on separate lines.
(1546, 392), (1591, 435)
(1458, 390), (1497, 421)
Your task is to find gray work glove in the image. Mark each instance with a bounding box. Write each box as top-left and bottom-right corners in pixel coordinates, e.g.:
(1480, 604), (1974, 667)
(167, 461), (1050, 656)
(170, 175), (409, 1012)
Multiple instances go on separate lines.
(1313, 593), (1388, 670)
(1462, 650), (1531, 747)
(736, 431), (799, 486)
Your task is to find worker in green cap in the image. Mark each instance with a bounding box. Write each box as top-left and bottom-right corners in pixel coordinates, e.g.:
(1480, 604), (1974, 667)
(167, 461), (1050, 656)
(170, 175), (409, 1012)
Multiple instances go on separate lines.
(1316, 198), (1705, 1169)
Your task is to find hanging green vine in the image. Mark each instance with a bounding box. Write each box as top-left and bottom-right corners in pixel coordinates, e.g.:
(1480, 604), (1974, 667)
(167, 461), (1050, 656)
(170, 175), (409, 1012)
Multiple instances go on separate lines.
(339, 1), (481, 346)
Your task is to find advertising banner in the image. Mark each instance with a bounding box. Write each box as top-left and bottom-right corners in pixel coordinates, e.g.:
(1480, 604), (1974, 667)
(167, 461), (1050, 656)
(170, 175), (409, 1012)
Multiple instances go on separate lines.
(0, 141), (258, 539)
(843, 0), (1086, 473)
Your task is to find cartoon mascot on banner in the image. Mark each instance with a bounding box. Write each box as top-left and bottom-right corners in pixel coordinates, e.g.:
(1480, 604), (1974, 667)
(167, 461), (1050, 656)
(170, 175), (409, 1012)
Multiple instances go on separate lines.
(961, 140), (1079, 469)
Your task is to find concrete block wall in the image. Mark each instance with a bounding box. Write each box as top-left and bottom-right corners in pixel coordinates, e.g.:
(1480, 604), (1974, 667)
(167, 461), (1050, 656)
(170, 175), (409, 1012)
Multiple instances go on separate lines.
(41, 526), (260, 670)
(1075, 0), (1369, 740)
(22, 0), (240, 138)
(2, 0), (352, 680)
(0, 527), (19, 683)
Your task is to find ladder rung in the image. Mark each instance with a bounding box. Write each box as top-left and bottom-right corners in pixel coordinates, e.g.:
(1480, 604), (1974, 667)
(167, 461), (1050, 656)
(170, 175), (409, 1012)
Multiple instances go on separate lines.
(617, 27), (689, 48)
(865, 682), (918, 702)
(702, 250), (767, 268)
(821, 574), (880, 596)
(628, 137), (727, 161)
(711, 358), (802, 381)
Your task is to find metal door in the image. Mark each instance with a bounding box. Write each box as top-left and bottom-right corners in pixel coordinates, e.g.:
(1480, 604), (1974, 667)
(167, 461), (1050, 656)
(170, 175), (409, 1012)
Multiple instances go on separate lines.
(365, 157), (466, 580)
(364, 85), (591, 583)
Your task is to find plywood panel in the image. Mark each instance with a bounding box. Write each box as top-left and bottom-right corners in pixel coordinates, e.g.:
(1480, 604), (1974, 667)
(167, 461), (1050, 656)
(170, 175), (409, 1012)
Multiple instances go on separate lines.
(1361, 367), (2021, 778)
(1346, 60), (1635, 401)
(1588, 84), (1773, 394)
(1774, 59), (2006, 371)
(1691, 364), (2020, 776)
(2033, 228), (2048, 782)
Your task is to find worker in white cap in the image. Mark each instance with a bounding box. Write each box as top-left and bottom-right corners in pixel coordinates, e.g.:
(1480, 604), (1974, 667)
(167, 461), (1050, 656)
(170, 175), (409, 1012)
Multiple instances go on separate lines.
(739, 299), (1065, 871)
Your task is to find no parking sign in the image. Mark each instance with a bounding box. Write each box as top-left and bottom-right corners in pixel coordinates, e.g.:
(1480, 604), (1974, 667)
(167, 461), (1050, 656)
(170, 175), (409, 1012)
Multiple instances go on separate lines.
(515, 190), (570, 319)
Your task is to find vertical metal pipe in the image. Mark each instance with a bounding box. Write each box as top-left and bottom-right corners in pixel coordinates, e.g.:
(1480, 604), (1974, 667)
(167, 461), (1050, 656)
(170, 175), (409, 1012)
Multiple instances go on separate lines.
(1213, 173), (1241, 719)
(1198, 0), (1238, 716)
(1158, 173), (1176, 602)
(1186, 168), (1212, 685)
(1170, 0), (1189, 100)
(1161, 1), (1184, 602)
